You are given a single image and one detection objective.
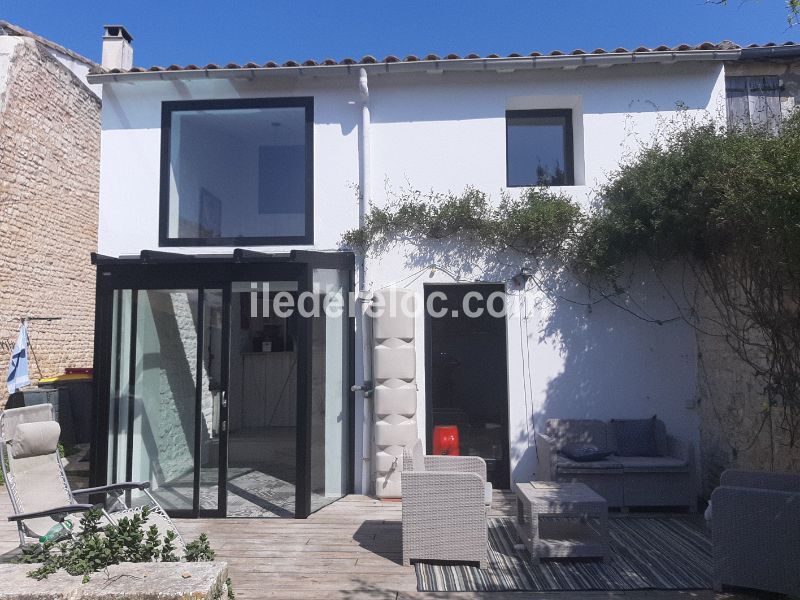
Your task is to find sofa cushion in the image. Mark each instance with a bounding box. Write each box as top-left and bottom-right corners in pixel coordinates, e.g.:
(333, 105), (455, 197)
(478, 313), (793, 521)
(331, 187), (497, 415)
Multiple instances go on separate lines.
(610, 456), (689, 472)
(484, 482), (493, 506)
(611, 417), (660, 457)
(546, 419), (609, 451)
(560, 443), (614, 462)
(556, 454), (622, 471)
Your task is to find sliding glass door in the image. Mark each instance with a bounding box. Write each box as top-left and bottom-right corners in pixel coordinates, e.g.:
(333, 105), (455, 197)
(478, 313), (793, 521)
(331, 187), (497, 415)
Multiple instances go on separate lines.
(94, 252), (355, 518)
(106, 286), (226, 516)
(309, 268), (349, 512)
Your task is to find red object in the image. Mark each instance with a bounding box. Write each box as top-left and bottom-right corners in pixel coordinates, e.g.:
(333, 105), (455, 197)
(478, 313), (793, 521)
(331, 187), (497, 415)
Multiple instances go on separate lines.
(65, 368), (93, 375)
(432, 425), (460, 456)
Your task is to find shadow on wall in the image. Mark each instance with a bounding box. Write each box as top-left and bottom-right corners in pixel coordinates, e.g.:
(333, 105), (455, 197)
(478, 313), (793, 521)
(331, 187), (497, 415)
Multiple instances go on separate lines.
(392, 238), (698, 484)
(134, 291), (213, 491)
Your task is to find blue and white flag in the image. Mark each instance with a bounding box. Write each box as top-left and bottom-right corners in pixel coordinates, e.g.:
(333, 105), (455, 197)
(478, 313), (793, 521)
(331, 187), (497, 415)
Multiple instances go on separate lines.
(6, 321), (30, 394)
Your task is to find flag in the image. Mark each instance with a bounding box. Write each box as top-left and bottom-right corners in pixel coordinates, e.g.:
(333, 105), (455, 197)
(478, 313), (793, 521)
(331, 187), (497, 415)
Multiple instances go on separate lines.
(6, 321), (30, 394)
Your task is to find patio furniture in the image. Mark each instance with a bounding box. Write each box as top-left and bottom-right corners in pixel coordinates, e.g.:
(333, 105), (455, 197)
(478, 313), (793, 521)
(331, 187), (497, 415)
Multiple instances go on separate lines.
(535, 418), (697, 510)
(710, 469), (800, 596)
(514, 481), (608, 564)
(0, 404), (183, 549)
(401, 439), (490, 568)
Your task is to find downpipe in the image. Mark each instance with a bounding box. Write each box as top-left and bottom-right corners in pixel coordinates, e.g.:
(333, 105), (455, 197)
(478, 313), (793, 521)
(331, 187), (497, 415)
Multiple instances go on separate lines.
(353, 67), (375, 495)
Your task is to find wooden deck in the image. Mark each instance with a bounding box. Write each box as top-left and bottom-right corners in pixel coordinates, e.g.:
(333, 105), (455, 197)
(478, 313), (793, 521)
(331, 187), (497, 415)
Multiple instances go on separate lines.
(0, 489), (756, 599)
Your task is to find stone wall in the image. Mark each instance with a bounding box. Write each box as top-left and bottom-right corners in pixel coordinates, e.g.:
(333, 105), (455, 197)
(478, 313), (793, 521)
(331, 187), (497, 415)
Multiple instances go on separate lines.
(0, 37), (100, 404)
(696, 289), (800, 496)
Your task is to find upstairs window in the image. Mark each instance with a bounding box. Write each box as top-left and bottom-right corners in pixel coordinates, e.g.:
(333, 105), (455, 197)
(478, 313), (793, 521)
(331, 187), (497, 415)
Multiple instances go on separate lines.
(159, 97), (313, 246)
(726, 76), (781, 132)
(506, 109), (574, 187)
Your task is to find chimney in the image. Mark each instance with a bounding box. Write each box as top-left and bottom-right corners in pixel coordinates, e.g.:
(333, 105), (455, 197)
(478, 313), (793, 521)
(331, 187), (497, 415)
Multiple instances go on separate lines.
(101, 25), (133, 70)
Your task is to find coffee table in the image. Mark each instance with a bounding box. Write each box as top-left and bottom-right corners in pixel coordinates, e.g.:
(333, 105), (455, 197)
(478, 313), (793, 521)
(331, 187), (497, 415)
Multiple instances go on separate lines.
(514, 482), (609, 564)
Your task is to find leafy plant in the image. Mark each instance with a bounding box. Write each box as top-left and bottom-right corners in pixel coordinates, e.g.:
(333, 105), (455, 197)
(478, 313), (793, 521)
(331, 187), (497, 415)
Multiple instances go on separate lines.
(575, 113), (800, 456)
(17, 507), (226, 588)
(342, 185), (582, 263)
(184, 533), (215, 562)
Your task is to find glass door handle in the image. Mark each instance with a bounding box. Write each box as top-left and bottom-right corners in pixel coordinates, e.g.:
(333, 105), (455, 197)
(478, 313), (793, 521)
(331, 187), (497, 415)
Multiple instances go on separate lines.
(221, 391), (228, 408)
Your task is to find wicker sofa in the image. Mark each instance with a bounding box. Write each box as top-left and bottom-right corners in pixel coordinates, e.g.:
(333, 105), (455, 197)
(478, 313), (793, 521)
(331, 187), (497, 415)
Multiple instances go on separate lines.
(401, 439), (490, 568)
(535, 418), (696, 510)
(710, 470), (800, 596)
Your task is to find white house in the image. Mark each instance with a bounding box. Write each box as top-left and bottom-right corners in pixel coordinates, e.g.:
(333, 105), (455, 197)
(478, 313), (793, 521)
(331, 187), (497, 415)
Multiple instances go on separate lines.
(86, 26), (796, 518)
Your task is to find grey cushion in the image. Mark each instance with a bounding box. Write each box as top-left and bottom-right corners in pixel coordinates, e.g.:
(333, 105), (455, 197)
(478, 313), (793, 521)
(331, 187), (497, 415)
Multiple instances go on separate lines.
(484, 482), (493, 506)
(611, 417), (659, 457)
(560, 443), (613, 462)
(9, 421), (61, 459)
(556, 454), (622, 471)
(610, 456), (689, 472)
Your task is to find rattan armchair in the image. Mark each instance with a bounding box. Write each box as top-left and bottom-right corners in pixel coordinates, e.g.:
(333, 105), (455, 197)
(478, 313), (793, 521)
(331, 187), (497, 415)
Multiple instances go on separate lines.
(401, 440), (490, 568)
(710, 469), (800, 596)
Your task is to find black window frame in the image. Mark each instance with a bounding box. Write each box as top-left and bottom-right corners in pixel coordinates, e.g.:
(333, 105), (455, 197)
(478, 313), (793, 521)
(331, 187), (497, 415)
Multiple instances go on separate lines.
(158, 97), (315, 247)
(505, 108), (575, 187)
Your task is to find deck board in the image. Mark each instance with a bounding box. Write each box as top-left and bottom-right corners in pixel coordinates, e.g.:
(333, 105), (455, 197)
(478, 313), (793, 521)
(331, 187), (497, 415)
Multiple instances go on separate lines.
(0, 488), (755, 599)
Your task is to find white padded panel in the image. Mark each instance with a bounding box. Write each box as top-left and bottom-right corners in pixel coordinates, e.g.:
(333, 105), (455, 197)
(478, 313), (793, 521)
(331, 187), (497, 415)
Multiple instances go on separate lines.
(374, 418), (417, 447)
(375, 448), (403, 473)
(372, 289), (416, 340)
(371, 287), (418, 498)
(373, 344), (415, 381)
(374, 385), (417, 417)
(375, 471), (402, 498)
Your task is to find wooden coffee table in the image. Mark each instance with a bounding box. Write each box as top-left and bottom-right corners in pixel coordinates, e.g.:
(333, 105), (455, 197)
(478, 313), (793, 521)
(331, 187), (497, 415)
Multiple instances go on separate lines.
(514, 482), (609, 564)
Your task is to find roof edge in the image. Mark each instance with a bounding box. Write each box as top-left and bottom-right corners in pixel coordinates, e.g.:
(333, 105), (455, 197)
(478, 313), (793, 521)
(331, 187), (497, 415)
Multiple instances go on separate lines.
(0, 20), (99, 68)
(87, 48), (743, 83)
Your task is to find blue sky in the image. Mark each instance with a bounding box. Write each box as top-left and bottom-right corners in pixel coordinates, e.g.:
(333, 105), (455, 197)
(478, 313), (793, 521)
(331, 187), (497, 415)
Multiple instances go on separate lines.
(2, 1), (795, 67)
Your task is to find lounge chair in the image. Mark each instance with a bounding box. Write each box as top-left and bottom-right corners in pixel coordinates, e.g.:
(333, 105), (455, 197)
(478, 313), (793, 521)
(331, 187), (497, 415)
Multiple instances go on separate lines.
(0, 404), (183, 549)
(401, 439), (490, 568)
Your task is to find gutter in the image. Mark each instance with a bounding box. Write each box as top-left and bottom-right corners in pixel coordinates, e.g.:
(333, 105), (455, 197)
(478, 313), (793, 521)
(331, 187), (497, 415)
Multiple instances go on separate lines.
(739, 45), (800, 61)
(86, 49), (744, 84)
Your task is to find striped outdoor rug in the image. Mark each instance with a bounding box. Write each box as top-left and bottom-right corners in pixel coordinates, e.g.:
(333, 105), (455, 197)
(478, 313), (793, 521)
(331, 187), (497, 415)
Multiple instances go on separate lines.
(415, 517), (712, 592)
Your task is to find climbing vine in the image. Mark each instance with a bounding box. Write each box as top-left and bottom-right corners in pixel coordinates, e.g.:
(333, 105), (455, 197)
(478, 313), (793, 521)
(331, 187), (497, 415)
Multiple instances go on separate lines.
(343, 112), (800, 451)
(341, 185), (582, 262)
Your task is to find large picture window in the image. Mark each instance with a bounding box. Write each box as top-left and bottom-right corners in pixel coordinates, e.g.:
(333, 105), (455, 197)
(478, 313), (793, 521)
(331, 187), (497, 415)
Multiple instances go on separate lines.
(159, 97), (313, 246)
(506, 109), (574, 187)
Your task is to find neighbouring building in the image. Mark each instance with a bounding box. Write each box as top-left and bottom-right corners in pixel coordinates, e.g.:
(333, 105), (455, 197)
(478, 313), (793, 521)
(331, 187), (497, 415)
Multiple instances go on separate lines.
(86, 26), (799, 518)
(0, 21), (101, 405)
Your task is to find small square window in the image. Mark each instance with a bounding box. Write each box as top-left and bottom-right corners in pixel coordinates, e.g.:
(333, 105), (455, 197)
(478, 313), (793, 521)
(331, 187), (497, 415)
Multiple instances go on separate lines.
(506, 109), (574, 187)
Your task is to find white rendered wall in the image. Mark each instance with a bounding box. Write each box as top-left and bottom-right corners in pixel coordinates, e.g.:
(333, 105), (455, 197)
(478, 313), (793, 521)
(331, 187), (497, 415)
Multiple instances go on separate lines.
(97, 61), (727, 490)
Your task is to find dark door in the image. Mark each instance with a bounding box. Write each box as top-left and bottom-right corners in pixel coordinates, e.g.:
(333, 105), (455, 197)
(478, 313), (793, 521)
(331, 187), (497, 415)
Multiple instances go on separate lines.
(424, 283), (510, 489)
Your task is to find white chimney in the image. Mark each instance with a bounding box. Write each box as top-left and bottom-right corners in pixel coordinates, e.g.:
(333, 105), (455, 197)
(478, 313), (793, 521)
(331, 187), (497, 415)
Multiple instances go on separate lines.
(101, 25), (133, 70)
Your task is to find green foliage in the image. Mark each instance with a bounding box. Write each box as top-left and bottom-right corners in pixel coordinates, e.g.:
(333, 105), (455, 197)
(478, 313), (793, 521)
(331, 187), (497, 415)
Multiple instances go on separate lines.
(184, 533), (215, 562)
(342, 186), (582, 262)
(574, 114), (800, 281)
(160, 529), (180, 562)
(17, 507), (218, 583)
(577, 112), (800, 448)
